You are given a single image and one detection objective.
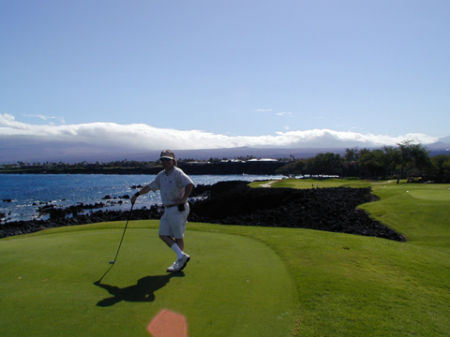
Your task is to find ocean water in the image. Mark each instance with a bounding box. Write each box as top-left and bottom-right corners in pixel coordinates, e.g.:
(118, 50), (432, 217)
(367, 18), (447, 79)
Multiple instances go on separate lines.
(0, 174), (282, 222)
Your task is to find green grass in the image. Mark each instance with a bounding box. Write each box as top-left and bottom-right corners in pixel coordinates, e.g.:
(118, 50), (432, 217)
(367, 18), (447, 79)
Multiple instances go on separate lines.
(250, 177), (373, 189)
(361, 182), (450, 253)
(1, 179), (450, 336)
(0, 223), (295, 337)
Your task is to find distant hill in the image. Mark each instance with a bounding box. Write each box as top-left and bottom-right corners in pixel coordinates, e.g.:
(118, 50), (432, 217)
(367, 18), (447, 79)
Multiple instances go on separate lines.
(438, 136), (450, 143)
(172, 147), (349, 161)
(1, 141), (448, 164)
(426, 138), (450, 156)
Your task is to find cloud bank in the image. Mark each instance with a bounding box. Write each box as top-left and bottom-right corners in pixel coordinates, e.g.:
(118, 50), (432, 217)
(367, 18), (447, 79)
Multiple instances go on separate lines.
(0, 113), (441, 162)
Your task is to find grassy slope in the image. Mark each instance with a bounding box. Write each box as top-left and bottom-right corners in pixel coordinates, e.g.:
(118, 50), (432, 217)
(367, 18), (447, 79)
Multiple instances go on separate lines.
(1, 179), (449, 336)
(248, 178), (450, 336)
(362, 182), (450, 252)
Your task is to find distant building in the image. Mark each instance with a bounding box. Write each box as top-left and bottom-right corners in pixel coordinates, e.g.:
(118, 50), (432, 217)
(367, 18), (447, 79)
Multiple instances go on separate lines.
(247, 158), (279, 162)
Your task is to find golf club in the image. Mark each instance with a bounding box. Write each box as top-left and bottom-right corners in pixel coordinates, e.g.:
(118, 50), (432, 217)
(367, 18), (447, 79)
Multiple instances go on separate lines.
(97, 202), (134, 283)
(109, 202), (134, 264)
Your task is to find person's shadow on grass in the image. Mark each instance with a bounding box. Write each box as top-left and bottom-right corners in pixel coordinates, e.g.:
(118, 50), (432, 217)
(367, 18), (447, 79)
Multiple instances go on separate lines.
(94, 273), (184, 307)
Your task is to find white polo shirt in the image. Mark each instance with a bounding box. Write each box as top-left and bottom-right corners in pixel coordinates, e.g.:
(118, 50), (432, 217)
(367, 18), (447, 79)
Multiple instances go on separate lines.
(147, 167), (194, 206)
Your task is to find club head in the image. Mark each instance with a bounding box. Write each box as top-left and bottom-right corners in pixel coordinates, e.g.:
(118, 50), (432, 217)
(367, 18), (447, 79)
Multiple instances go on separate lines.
(109, 260), (115, 264)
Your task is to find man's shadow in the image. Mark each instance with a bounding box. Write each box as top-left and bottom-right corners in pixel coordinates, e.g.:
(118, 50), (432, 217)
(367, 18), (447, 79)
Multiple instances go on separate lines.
(94, 273), (184, 307)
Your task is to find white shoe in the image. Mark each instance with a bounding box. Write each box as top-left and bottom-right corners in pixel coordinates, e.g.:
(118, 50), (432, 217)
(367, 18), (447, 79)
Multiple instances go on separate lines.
(167, 254), (190, 272)
(167, 260), (179, 272)
(178, 253), (190, 271)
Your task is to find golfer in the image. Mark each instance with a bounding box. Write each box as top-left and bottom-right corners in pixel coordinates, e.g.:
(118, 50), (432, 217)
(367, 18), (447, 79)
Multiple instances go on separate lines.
(131, 150), (194, 272)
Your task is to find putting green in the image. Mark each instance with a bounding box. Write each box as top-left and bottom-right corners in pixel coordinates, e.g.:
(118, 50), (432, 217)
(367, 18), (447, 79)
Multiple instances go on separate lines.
(0, 223), (297, 337)
(406, 189), (450, 201)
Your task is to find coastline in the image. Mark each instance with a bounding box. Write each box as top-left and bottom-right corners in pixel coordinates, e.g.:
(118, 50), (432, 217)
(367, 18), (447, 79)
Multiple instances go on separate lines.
(1, 181), (406, 242)
(0, 161), (286, 176)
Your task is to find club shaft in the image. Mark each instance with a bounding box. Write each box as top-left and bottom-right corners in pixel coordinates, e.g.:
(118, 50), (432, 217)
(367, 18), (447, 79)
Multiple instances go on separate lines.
(111, 203), (134, 263)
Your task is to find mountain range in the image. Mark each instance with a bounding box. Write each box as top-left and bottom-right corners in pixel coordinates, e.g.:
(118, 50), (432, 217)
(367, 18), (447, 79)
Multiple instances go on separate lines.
(1, 137), (449, 164)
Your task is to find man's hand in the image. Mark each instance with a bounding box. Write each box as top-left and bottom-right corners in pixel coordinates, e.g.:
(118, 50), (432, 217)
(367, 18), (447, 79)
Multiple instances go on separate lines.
(131, 186), (151, 205)
(174, 198), (186, 205)
(131, 195), (138, 205)
(174, 183), (194, 205)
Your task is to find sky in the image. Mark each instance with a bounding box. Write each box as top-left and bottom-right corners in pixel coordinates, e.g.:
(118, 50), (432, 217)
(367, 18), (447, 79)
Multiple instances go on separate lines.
(1, 0), (449, 162)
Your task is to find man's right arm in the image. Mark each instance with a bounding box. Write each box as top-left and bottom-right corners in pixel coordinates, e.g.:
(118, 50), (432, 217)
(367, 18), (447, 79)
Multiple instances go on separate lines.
(131, 185), (151, 205)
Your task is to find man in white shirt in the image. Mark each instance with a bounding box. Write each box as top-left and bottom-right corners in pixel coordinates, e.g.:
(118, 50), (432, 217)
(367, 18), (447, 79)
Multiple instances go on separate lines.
(131, 150), (194, 272)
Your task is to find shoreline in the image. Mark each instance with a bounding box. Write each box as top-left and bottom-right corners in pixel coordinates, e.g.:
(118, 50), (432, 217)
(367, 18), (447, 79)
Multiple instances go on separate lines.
(0, 161), (286, 176)
(1, 181), (406, 242)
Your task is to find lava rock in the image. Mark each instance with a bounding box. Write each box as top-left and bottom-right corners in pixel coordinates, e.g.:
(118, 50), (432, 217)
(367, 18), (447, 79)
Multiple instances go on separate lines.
(0, 181), (406, 242)
(188, 181), (405, 242)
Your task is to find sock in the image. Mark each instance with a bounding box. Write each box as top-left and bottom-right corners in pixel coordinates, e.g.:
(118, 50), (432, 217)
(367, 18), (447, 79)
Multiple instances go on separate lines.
(171, 243), (184, 259)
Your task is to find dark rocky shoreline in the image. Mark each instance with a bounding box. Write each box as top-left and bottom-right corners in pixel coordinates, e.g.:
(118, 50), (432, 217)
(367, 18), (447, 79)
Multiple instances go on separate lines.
(0, 181), (406, 242)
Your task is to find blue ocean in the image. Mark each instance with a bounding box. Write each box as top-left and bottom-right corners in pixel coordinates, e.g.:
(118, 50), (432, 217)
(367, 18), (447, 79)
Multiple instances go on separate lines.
(0, 174), (281, 222)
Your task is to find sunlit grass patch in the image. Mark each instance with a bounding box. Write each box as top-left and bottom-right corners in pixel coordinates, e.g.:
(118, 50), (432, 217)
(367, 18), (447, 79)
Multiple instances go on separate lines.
(250, 178), (372, 189)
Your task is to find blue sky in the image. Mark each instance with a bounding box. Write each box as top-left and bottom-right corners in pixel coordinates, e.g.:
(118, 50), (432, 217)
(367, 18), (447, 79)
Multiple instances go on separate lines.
(1, 0), (449, 160)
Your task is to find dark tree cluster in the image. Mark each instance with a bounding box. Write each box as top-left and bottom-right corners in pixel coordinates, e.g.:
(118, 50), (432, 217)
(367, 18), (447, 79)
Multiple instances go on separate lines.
(0, 159), (161, 174)
(277, 141), (450, 183)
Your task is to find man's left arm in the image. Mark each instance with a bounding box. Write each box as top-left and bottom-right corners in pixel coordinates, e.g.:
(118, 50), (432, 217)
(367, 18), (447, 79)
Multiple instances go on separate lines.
(178, 183), (193, 204)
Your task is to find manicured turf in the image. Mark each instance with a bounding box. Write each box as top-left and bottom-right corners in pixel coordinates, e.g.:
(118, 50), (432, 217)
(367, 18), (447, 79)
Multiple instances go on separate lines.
(1, 179), (450, 336)
(0, 223), (296, 337)
(250, 177), (373, 189)
(362, 182), (450, 253)
(251, 178), (450, 336)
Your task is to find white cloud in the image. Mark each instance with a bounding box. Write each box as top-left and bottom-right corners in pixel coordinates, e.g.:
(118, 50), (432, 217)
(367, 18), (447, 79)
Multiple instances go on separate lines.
(276, 111), (294, 117)
(23, 114), (65, 124)
(0, 113), (440, 159)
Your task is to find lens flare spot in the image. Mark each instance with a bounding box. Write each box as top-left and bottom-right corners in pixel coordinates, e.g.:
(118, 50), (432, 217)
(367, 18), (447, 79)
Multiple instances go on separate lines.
(148, 309), (188, 337)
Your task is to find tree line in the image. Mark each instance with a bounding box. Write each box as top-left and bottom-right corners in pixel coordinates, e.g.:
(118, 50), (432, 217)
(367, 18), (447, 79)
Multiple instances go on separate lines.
(276, 141), (450, 183)
(0, 159), (160, 173)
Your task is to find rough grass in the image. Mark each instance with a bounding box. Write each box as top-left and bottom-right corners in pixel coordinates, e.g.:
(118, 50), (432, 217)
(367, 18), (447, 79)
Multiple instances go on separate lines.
(1, 179), (450, 336)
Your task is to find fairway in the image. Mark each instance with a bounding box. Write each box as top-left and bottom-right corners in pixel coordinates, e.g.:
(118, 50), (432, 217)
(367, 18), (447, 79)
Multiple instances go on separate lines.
(0, 223), (296, 337)
(407, 189), (450, 201)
